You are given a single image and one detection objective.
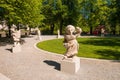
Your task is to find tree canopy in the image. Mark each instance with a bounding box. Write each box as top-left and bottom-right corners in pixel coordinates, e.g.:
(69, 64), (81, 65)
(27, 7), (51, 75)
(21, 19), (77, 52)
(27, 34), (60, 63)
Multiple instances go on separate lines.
(0, 0), (120, 35)
(0, 0), (44, 27)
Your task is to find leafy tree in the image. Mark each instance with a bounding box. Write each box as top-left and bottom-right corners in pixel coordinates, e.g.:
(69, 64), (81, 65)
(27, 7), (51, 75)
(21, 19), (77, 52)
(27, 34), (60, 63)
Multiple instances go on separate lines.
(62, 0), (80, 26)
(42, 0), (67, 34)
(54, 0), (68, 34)
(108, 0), (120, 35)
(79, 0), (110, 34)
(0, 0), (43, 26)
(0, 0), (44, 36)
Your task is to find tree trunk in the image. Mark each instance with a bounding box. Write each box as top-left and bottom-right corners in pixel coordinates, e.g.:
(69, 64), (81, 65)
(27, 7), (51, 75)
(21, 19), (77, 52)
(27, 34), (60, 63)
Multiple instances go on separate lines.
(112, 25), (116, 35)
(60, 20), (63, 35)
(119, 30), (120, 35)
(8, 25), (11, 38)
(50, 24), (54, 35)
(90, 26), (93, 35)
(113, 29), (116, 35)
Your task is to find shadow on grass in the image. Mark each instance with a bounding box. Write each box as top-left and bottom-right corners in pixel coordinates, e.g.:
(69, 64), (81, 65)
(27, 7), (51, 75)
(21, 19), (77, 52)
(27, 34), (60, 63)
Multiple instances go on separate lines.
(95, 49), (120, 60)
(78, 38), (120, 47)
(43, 60), (60, 71)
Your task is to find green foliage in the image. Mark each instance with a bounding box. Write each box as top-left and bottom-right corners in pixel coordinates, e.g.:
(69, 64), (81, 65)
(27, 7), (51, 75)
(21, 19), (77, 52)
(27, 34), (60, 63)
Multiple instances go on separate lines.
(37, 38), (120, 60)
(108, 0), (120, 35)
(0, 0), (44, 27)
(78, 0), (110, 33)
(62, 0), (81, 25)
(41, 0), (68, 34)
(0, 0), (120, 35)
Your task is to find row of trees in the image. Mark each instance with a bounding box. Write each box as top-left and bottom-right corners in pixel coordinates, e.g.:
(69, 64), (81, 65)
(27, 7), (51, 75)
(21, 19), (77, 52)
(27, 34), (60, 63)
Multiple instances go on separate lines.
(0, 0), (120, 35)
(0, 0), (44, 26)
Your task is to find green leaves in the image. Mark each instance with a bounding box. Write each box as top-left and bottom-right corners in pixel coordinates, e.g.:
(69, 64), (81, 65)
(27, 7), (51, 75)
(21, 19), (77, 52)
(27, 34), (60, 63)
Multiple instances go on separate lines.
(0, 0), (119, 35)
(0, 0), (43, 27)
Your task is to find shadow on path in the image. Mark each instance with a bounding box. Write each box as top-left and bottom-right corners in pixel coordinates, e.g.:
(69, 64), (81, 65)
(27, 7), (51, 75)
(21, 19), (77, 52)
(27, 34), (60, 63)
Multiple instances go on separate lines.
(5, 48), (12, 53)
(0, 36), (28, 47)
(43, 60), (60, 71)
(0, 37), (13, 46)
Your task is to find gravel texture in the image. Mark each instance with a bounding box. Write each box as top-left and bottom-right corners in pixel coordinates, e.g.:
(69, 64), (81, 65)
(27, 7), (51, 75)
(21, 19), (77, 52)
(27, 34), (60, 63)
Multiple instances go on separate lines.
(0, 35), (120, 80)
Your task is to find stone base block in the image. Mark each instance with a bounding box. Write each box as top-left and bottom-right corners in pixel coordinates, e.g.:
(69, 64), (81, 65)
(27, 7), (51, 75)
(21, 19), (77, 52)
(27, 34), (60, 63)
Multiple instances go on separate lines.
(12, 45), (21, 53)
(60, 56), (80, 74)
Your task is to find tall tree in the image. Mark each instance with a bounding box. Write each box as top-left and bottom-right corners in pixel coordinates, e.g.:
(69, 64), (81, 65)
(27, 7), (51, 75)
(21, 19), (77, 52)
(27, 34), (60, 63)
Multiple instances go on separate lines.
(108, 0), (120, 35)
(0, 0), (44, 36)
(42, 0), (67, 34)
(62, 0), (80, 26)
(79, 0), (110, 35)
(0, 0), (43, 26)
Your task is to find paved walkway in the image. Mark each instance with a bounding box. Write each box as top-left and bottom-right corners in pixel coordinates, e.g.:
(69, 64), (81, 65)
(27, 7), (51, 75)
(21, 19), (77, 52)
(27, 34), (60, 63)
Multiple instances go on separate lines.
(0, 35), (120, 80)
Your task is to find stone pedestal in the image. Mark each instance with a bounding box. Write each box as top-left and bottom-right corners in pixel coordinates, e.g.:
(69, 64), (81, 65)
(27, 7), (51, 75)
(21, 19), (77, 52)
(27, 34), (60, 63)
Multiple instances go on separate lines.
(12, 44), (21, 53)
(60, 56), (80, 74)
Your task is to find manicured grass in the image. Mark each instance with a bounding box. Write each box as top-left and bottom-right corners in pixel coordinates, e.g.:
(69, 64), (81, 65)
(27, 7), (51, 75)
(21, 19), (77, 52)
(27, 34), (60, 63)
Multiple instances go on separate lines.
(37, 37), (120, 60)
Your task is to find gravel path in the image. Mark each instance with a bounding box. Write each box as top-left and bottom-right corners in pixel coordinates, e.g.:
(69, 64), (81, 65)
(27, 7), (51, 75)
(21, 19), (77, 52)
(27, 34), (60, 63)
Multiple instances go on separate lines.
(0, 35), (120, 80)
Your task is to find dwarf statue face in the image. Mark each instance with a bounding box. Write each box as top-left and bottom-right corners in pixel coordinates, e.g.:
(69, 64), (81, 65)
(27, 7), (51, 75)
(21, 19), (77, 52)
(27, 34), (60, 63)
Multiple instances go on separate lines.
(65, 25), (75, 35)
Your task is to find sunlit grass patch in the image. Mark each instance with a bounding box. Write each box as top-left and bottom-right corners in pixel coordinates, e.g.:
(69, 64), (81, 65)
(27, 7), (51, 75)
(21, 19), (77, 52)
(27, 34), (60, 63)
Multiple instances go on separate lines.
(37, 37), (120, 60)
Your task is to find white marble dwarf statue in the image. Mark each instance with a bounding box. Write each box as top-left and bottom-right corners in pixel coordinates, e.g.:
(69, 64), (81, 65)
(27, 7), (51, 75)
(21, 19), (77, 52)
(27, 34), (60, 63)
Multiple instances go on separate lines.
(26, 25), (29, 31)
(63, 25), (79, 59)
(0, 21), (8, 30)
(0, 24), (2, 30)
(11, 24), (21, 46)
(36, 27), (42, 40)
(57, 29), (60, 38)
(101, 28), (105, 37)
(76, 27), (82, 37)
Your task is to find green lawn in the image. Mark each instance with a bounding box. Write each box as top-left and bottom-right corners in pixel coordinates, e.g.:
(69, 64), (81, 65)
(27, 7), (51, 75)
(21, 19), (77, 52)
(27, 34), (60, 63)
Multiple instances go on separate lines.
(37, 37), (120, 60)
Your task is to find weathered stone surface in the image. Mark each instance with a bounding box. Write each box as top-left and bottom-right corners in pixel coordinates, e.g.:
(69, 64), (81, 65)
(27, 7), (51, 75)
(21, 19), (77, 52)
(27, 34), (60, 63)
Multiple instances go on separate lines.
(61, 56), (80, 74)
(0, 73), (10, 80)
(12, 44), (21, 53)
(63, 25), (79, 58)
